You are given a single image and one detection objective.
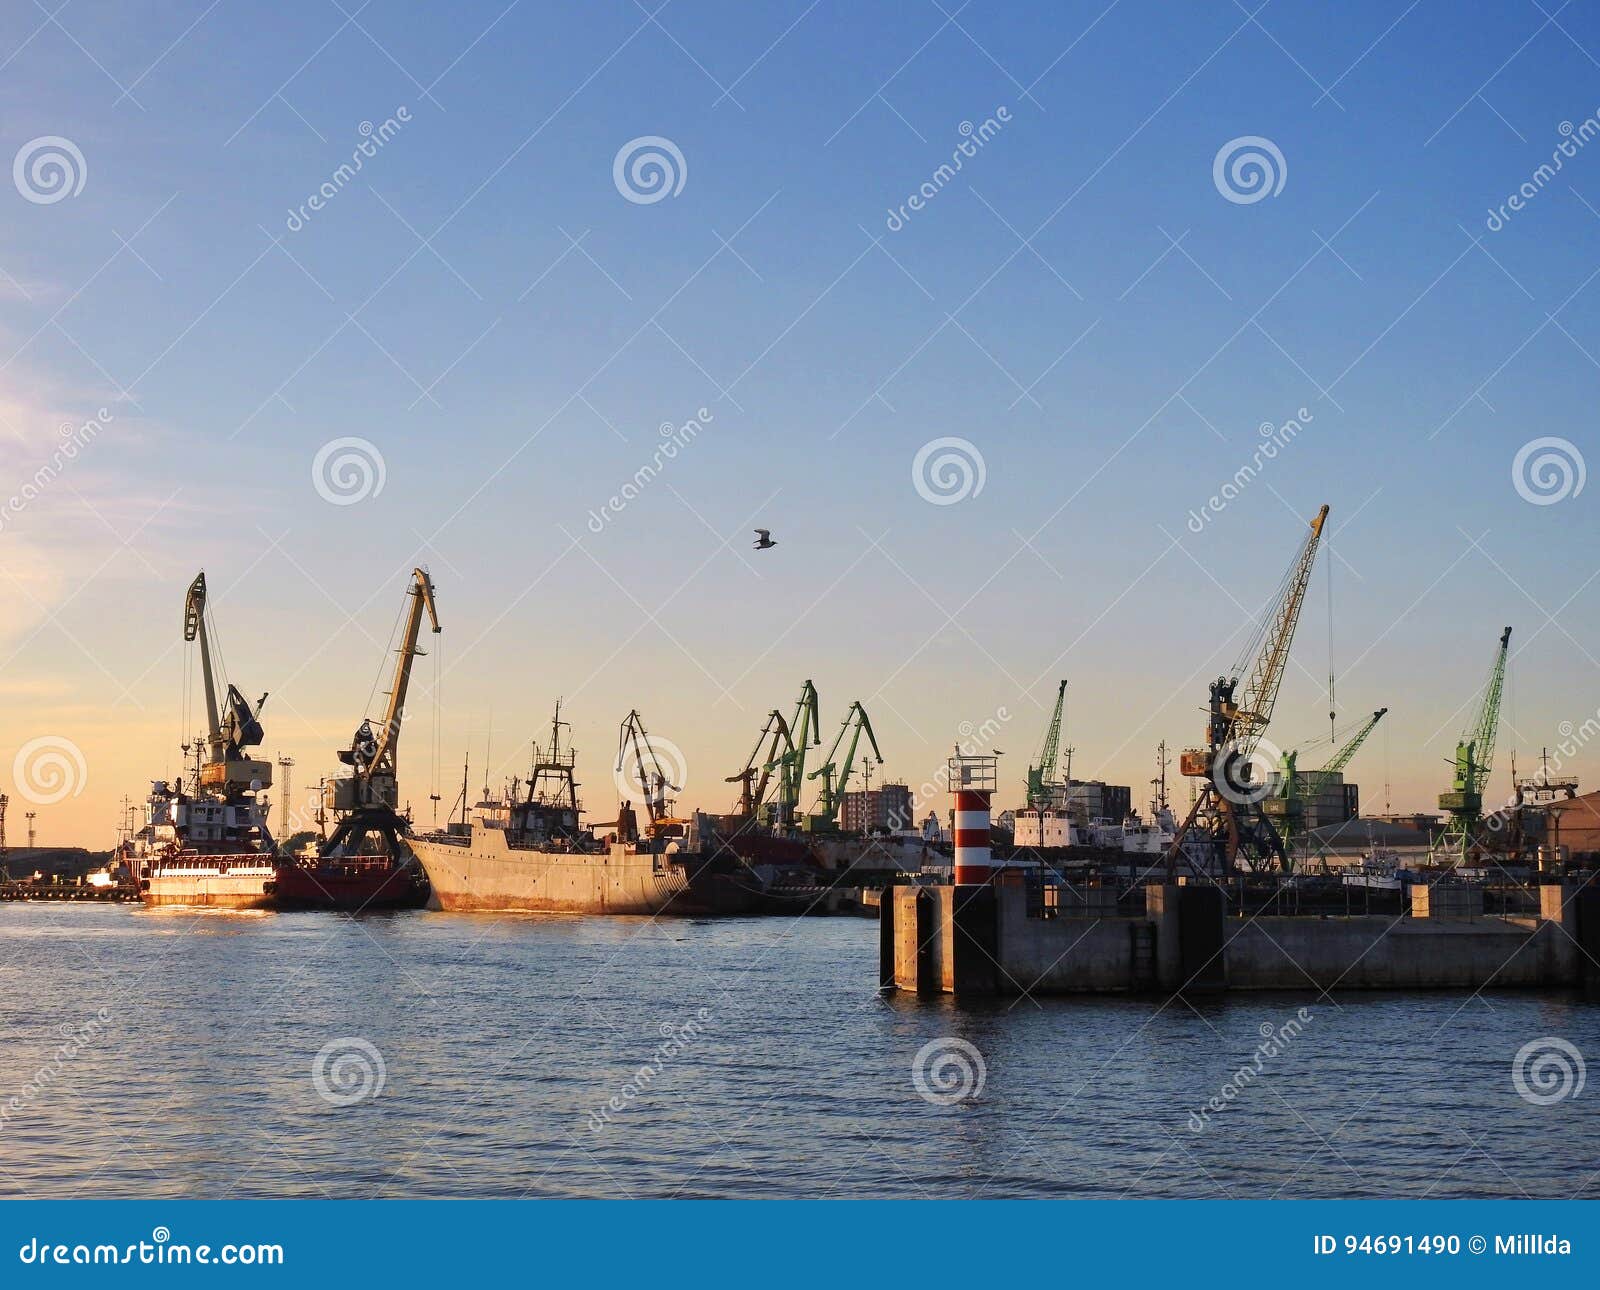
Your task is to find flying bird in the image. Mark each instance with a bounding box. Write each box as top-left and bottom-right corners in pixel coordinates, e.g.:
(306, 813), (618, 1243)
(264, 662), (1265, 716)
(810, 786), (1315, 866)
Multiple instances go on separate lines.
(753, 529), (777, 550)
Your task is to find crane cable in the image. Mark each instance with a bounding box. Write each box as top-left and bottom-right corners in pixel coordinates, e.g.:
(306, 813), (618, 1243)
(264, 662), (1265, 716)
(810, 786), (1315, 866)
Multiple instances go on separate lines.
(1326, 537), (1336, 743)
(361, 592), (409, 723)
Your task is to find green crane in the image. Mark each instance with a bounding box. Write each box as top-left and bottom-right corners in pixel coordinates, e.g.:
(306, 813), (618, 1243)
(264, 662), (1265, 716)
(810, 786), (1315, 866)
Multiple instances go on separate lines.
(806, 701), (884, 832)
(1026, 680), (1068, 808)
(1317, 707), (1387, 779)
(775, 680), (820, 829)
(1437, 626), (1512, 864)
(726, 710), (794, 821)
(1268, 707), (1387, 864)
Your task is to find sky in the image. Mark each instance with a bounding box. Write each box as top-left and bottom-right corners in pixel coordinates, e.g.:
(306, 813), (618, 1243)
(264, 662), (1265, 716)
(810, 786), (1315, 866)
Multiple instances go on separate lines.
(1, 0), (1598, 845)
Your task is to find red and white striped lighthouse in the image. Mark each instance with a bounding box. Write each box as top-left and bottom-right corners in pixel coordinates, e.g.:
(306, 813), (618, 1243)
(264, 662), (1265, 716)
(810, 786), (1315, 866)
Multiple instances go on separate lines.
(949, 750), (999, 884)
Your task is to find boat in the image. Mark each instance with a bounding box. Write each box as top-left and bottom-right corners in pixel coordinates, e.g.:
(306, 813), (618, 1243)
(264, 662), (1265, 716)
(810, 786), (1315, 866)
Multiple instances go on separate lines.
(274, 568), (439, 913)
(271, 850), (428, 911)
(1341, 846), (1417, 892)
(410, 705), (820, 915)
(128, 573), (278, 909)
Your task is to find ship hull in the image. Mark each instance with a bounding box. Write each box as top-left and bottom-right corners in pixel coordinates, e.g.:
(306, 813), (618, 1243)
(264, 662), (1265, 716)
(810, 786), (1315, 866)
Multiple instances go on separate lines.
(410, 834), (776, 916)
(141, 866), (276, 909)
(270, 859), (429, 912)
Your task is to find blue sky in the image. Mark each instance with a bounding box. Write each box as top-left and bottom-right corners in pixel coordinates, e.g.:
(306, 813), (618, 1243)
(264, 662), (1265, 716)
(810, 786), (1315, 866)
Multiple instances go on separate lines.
(2, 0), (1598, 839)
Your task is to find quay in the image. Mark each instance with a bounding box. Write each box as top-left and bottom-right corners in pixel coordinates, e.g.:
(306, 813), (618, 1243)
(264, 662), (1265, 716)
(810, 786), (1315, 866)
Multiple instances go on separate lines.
(880, 879), (1600, 997)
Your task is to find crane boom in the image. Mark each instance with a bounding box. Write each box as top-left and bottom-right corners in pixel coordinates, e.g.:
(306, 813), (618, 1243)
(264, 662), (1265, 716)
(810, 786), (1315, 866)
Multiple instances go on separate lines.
(1230, 504), (1329, 749)
(182, 570), (270, 791)
(616, 709), (676, 828)
(1169, 503), (1330, 875)
(1319, 707), (1386, 776)
(1436, 627), (1513, 864)
(184, 573), (220, 745)
(807, 701), (883, 829)
(1467, 627), (1512, 795)
(368, 569), (441, 784)
(328, 568), (440, 814)
(726, 711), (793, 818)
(778, 680), (820, 827)
(1026, 680), (1067, 807)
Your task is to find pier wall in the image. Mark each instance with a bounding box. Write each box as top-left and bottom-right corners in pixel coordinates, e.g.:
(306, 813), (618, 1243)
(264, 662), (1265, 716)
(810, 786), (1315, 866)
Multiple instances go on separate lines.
(887, 881), (1591, 997)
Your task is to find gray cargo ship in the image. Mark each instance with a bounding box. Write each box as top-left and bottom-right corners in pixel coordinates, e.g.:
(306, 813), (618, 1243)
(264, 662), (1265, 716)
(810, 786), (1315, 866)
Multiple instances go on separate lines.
(409, 707), (817, 915)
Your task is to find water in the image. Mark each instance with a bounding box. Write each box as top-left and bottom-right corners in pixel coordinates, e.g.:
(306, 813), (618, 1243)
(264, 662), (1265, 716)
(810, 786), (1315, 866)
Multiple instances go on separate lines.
(0, 903), (1594, 1199)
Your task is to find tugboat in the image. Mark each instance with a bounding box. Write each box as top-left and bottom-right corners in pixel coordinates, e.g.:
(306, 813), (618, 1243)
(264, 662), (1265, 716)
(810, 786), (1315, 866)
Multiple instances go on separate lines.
(127, 572), (278, 908)
(271, 568), (437, 911)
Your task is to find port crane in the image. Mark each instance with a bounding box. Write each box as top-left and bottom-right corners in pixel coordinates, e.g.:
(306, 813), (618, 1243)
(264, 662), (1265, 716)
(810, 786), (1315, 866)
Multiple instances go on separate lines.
(775, 680), (820, 829)
(806, 701), (883, 832)
(726, 709), (795, 822)
(322, 568), (440, 855)
(1025, 680), (1068, 809)
(184, 572), (272, 793)
(616, 708), (679, 833)
(1435, 626), (1512, 865)
(1267, 707), (1387, 864)
(1167, 504), (1329, 876)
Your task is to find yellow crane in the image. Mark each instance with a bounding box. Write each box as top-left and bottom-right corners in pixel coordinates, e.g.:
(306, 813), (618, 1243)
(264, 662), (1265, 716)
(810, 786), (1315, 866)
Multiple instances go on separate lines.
(1168, 504), (1329, 875)
(183, 571), (271, 793)
(325, 568), (441, 819)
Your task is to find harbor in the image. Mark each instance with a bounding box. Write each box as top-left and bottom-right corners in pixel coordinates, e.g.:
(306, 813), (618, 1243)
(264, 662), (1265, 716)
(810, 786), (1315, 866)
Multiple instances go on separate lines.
(3, 0), (1599, 1222)
(3, 505), (1598, 1009)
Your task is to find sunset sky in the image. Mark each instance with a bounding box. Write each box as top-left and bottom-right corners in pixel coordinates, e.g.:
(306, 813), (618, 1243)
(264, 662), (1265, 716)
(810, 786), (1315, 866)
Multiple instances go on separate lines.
(2, 0), (1597, 844)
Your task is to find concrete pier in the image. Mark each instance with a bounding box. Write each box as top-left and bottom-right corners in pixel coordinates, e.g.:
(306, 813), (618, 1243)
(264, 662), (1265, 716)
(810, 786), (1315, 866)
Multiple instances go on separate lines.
(885, 880), (1593, 996)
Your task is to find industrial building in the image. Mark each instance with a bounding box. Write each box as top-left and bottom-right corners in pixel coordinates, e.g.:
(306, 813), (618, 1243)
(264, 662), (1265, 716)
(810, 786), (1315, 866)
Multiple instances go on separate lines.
(1539, 790), (1600, 856)
(1064, 779), (1131, 823)
(1284, 770), (1359, 832)
(840, 783), (913, 833)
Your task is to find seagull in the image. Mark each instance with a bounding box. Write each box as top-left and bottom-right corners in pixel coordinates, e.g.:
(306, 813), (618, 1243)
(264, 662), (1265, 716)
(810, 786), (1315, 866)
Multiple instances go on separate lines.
(753, 528), (777, 550)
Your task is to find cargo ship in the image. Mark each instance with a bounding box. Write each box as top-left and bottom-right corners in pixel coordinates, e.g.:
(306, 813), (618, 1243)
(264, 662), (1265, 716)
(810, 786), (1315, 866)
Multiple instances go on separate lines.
(410, 706), (821, 915)
(127, 572), (279, 908)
